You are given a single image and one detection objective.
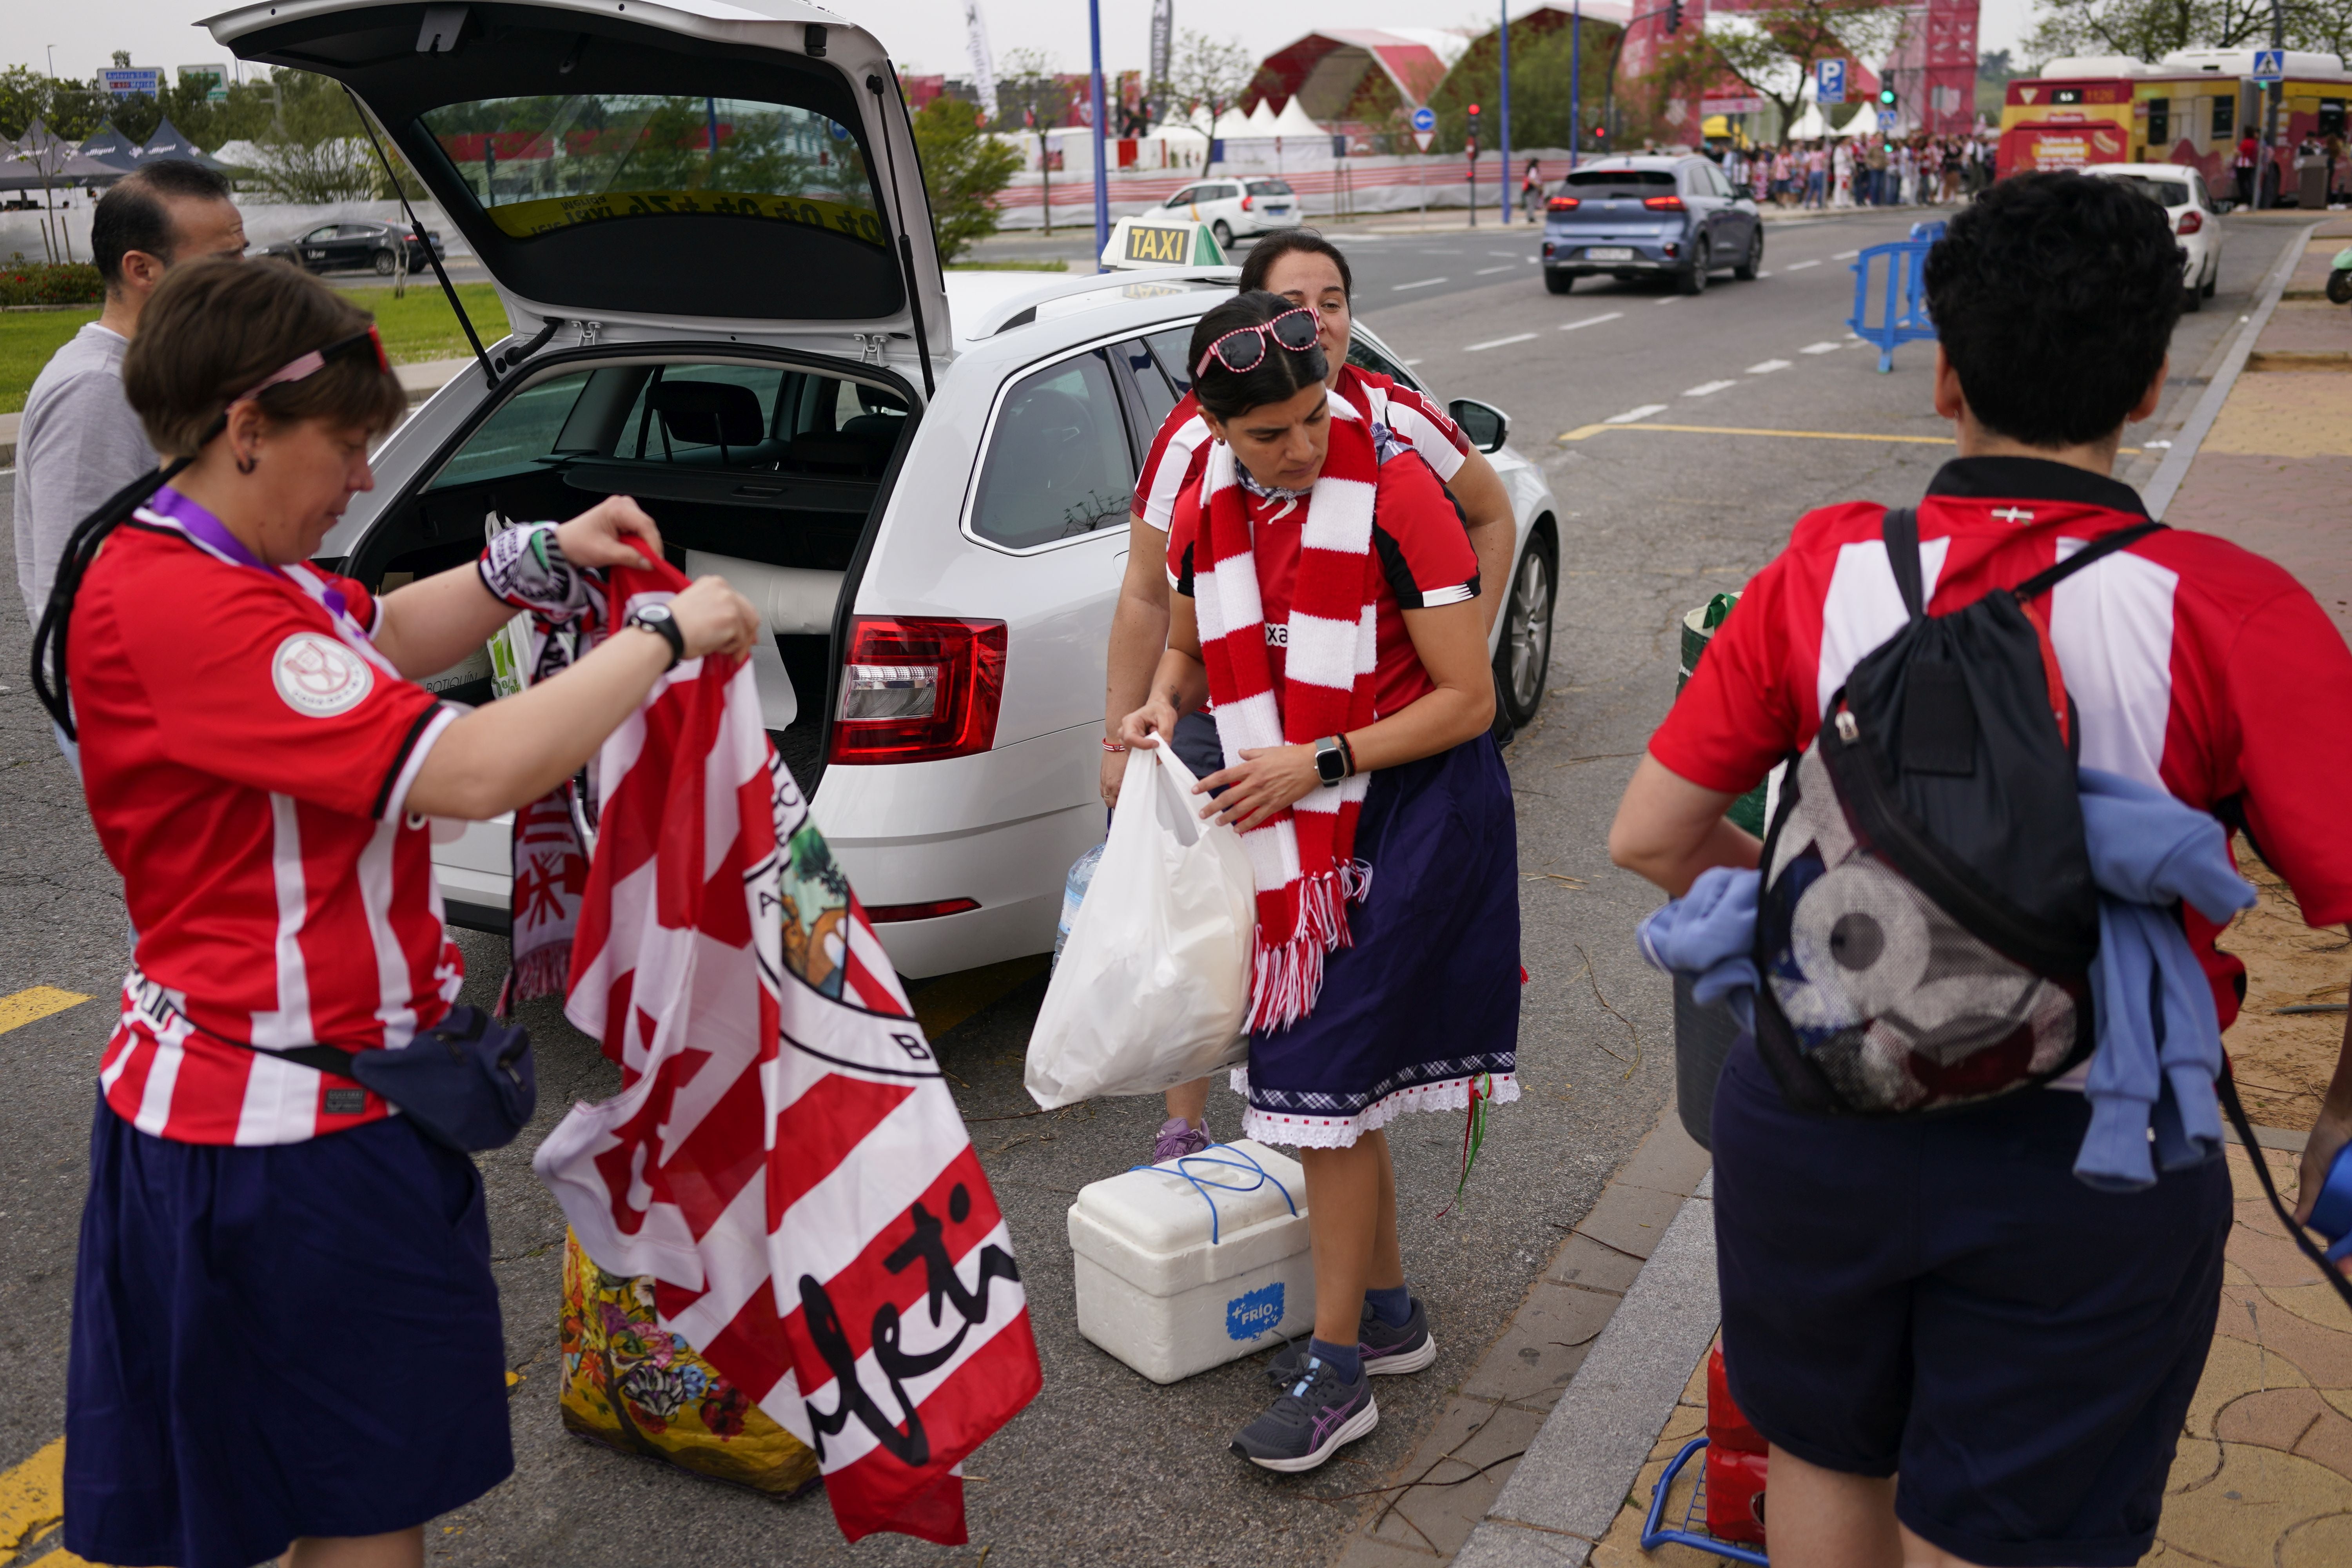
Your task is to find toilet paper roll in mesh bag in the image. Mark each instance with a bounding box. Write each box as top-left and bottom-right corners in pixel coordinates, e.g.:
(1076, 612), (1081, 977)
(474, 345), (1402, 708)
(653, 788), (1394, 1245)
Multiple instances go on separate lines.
(1026, 743), (1256, 1107)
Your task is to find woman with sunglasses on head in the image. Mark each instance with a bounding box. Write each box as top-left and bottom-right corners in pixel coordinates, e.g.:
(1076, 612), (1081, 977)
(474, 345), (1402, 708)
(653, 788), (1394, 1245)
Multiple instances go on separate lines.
(1119, 291), (1519, 1474)
(1106, 229), (1517, 1167)
(44, 258), (757, 1568)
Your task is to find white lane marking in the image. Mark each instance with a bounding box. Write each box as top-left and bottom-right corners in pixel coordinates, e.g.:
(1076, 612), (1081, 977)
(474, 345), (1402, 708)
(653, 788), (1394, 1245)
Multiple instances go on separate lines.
(1783, 259), (1822, 271)
(1755, 270), (1773, 278)
(1394, 277), (1450, 290)
(1746, 359), (1792, 374)
(1488, 250), (1520, 258)
(1833, 248), (1860, 260)
(1653, 296), (1681, 306)
(1683, 379), (1739, 397)
(1404, 358), (1425, 366)
(1527, 256), (1543, 264)
(1605, 404), (1669, 424)
(1475, 264), (1517, 275)
(1799, 341), (1842, 354)
(1560, 312), (1625, 331)
(1465, 332), (1539, 352)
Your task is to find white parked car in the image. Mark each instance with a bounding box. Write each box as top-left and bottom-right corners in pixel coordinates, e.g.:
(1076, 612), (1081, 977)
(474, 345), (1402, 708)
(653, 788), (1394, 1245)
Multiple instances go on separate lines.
(210, 0), (1562, 980)
(1159, 178), (1300, 250)
(2086, 162), (2224, 310)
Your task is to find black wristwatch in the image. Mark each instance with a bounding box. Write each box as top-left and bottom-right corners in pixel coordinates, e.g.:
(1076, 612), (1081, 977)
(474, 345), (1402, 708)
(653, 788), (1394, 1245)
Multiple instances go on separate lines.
(626, 603), (685, 670)
(1314, 735), (1349, 787)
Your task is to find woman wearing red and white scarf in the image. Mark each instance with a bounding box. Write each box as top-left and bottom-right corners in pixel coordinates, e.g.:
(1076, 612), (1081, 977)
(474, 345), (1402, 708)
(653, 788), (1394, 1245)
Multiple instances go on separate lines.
(1120, 292), (1520, 1474)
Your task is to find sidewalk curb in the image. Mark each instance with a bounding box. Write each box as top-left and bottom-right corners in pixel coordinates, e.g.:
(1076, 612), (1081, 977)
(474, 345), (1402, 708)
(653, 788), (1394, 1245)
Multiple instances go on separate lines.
(2142, 220), (2321, 518)
(1452, 1174), (1720, 1568)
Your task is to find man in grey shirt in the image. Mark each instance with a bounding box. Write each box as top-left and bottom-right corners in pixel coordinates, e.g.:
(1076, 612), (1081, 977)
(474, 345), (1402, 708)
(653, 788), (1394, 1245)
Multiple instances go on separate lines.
(17, 161), (247, 700)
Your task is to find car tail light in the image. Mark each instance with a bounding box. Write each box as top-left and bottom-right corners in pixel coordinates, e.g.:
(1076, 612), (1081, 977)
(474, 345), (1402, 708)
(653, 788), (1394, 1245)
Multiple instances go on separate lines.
(1662, 241), (1681, 258)
(1548, 196), (1580, 212)
(1543, 240), (1555, 258)
(1643, 194), (1686, 211)
(2177, 209), (2204, 234)
(1241, 193), (1254, 211)
(866, 897), (981, 923)
(831, 617), (1007, 764)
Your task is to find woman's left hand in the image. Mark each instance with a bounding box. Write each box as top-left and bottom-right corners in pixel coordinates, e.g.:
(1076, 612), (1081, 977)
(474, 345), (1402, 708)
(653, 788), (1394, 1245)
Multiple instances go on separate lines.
(554, 496), (664, 570)
(1197, 743), (1324, 833)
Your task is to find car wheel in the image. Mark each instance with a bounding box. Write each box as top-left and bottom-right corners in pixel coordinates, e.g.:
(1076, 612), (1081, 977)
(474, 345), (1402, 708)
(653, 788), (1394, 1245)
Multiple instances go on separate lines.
(1212, 220), (1234, 249)
(2202, 264), (2218, 298)
(372, 249), (397, 276)
(1733, 227), (1763, 281)
(1545, 270), (1575, 294)
(1492, 534), (1556, 732)
(1677, 241), (1710, 295)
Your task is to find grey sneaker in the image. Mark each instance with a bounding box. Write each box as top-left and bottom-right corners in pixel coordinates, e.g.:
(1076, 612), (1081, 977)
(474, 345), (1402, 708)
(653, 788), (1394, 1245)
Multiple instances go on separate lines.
(1267, 1298), (1438, 1382)
(1230, 1355), (1378, 1473)
(1152, 1116), (1212, 1163)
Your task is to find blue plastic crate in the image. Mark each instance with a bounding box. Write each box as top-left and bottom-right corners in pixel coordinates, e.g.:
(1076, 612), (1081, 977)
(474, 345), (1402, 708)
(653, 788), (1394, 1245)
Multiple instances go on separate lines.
(1640, 1437), (1770, 1566)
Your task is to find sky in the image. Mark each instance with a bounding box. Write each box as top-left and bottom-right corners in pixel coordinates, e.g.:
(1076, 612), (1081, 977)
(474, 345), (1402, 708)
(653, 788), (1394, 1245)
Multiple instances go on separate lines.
(11, 0), (2041, 92)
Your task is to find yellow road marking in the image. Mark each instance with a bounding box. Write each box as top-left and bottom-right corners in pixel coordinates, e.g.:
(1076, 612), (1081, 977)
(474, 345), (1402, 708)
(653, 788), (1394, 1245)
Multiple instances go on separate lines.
(906, 956), (1049, 1044)
(1559, 423), (2140, 454)
(0, 987), (90, 1036)
(0, 1437), (65, 1559)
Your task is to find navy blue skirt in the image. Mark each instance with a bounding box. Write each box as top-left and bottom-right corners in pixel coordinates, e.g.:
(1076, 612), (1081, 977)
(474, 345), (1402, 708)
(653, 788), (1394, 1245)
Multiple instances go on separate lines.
(66, 1100), (513, 1568)
(1237, 734), (1521, 1147)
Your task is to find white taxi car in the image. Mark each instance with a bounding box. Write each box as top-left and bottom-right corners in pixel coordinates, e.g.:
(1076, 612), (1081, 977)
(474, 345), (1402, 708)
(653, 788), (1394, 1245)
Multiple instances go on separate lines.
(208, 0), (1561, 979)
(1158, 178), (1300, 250)
(2086, 162), (2224, 310)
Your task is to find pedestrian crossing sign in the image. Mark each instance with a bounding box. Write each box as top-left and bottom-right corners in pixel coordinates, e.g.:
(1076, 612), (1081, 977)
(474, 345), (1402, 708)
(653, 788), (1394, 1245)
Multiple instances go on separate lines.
(2254, 49), (2285, 83)
(1100, 216), (1227, 270)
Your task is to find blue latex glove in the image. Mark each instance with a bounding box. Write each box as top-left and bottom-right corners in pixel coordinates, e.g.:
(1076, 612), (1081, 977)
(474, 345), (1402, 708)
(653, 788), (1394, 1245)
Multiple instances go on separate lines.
(1637, 866), (1760, 1030)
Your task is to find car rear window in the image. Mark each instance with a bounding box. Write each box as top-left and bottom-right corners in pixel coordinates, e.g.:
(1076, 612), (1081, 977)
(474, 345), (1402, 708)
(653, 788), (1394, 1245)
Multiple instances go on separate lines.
(1247, 180), (1293, 196)
(419, 93), (885, 249)
(1563, 168), (1677, 193)
(2100, 173), (2191, 207)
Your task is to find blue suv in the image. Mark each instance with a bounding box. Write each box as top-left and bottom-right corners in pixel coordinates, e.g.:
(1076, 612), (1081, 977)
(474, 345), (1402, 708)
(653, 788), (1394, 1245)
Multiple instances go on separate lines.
(1541, 154), (1763, 297)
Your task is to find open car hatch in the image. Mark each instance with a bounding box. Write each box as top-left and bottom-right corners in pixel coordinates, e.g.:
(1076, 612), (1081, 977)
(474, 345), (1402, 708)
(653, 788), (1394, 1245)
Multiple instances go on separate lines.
(203, 0), (948, 358)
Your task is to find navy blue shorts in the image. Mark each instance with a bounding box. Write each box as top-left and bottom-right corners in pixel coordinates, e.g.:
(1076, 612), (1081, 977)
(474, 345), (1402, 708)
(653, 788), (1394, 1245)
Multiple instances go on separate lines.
(66, 1100), (513, 1568)
(1711, 1036), (2230, 1568)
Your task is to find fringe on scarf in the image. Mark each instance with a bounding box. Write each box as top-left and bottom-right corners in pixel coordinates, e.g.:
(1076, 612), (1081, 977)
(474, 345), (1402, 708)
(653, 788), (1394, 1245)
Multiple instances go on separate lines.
(1246, 858), (1375, 1033)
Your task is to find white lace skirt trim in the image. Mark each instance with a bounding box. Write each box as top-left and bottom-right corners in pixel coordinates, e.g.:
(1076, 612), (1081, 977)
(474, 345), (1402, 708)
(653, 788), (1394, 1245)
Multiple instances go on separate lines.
(1230, 1067), (1521, 1150)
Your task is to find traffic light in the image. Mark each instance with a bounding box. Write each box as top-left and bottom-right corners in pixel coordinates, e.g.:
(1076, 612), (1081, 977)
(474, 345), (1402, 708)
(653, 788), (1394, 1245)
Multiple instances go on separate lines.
(1878, 86), (1897, 111)
(1592, 125), (1608, 142)
(1465, 101), (1481, 154)
(1666, 0), (1684, 31)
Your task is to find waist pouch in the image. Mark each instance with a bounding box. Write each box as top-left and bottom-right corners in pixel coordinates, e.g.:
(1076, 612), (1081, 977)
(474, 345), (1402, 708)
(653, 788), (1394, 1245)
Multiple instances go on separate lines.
(265, 1006), (535, 1152)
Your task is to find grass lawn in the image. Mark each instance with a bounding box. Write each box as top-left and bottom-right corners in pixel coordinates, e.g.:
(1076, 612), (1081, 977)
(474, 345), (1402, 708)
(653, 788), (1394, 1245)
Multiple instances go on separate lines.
(2, 280), (511, 416)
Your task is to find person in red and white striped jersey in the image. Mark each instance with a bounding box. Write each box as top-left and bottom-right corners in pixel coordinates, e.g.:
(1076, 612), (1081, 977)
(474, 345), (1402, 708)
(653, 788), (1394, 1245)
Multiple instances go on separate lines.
(1105, 230), (1519, 1165)
(51, 258), (757, 1568)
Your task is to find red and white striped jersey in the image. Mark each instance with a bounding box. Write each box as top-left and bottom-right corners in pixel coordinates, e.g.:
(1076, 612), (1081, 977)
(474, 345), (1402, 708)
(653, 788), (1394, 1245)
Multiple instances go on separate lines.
(69, 492), (461, 1145)
(1130, 363), (1472, 533)
(1651, 457), (2352, 1026)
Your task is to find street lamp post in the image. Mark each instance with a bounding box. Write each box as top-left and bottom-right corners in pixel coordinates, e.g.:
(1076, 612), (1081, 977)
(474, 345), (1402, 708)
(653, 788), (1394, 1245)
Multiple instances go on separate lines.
(1570, 0), (1582, 171)
(1089, 0), (1111, 263)
(1499, 0), (1513, 223)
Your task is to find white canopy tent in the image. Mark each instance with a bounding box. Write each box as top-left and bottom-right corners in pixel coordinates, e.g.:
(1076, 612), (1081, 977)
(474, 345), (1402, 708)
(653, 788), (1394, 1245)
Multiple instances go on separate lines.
(1785, 103), (1829, 140)
(1832, 103), (1882, 138)
(1245, 98), (1280, 134)
(1210, 105), (1256, 140)
(1271, 96), (1325, 139)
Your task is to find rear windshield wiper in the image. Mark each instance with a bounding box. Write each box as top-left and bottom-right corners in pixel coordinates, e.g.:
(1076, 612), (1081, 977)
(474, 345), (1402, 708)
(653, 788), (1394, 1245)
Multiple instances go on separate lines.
(345, 86), (506, 392)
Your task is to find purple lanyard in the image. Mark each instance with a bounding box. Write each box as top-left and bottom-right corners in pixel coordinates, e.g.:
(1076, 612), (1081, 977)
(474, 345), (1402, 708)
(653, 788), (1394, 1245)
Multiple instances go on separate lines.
(145, 486), (355, 626)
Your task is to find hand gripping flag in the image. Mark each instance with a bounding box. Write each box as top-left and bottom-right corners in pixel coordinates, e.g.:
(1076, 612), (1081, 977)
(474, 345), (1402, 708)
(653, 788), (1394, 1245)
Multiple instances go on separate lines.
(532, 554), (1040, 1543)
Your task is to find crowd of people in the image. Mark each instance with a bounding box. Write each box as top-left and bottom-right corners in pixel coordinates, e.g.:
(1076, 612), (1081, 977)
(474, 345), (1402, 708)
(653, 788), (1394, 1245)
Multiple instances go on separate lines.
(15, 149), (2352, 1568)
(1719, 131), (1998, 211)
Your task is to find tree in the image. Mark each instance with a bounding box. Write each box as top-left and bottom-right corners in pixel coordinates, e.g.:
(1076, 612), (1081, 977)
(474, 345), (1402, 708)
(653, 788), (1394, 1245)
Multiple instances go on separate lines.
(1164, 30), (1255, 162)
(2021, 0), (2352, 65)
(910, 94), (1021, 262)
(0, 66), (111, 142)
(1430, 17), (1625, 154)
(993, 49), (1073, 234)
(1657, 0), (1909, 142)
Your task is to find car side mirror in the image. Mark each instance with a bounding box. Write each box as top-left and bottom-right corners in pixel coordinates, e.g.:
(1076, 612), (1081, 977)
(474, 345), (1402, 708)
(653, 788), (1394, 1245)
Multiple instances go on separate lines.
(1449, 397), (1509, 455)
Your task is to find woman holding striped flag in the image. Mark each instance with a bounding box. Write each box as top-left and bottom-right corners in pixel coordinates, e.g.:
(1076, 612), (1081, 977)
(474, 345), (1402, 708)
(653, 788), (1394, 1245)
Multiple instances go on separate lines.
(1118, 291), (1521, 1474)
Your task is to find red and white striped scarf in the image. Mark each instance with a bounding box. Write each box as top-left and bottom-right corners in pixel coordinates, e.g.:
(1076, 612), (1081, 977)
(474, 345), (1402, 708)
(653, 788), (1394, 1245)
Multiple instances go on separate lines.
(1196, 389), (1380, 1031)
(534, 553), (1040, 1545)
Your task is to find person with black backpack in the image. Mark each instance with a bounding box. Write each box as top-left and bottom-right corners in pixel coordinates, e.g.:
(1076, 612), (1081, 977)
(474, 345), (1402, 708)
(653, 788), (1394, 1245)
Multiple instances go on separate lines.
(1608, 172), (2352, 1567)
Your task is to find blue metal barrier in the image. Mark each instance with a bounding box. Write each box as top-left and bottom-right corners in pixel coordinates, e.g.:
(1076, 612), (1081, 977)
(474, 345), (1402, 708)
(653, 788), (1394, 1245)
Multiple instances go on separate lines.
(1850, 241), (1936, 373)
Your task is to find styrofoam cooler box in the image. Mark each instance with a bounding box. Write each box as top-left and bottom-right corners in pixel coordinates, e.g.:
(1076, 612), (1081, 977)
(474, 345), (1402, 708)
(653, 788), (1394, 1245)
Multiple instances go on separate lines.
(1068, 1139), (1316, 1384)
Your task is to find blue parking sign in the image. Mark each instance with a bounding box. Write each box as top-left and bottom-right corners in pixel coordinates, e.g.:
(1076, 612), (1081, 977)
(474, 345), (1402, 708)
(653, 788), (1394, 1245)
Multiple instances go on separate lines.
(1410, 106), (1437, 134)
(1817, 58), (1847, 105)
(2253, 49), (2285, 83)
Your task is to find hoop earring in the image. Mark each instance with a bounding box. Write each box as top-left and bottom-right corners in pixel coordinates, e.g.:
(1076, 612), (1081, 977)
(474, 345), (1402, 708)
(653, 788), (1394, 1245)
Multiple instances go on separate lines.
(234, 450), (258, 476)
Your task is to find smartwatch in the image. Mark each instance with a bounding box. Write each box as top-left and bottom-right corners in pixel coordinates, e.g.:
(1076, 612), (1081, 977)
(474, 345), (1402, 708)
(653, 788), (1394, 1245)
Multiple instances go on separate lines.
(1314, 735), (1348, 787)
(626, 603), (686, 670)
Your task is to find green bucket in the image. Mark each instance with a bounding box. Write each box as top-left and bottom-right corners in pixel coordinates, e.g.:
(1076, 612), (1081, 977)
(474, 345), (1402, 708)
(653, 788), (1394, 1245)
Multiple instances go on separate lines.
(1677, 593), (1768, 838)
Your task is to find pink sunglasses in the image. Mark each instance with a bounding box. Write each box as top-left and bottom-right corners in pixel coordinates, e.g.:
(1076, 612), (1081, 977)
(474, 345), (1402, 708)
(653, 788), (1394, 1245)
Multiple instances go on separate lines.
(1195, 306), (1321, 379)
(233, 325), (391, 405)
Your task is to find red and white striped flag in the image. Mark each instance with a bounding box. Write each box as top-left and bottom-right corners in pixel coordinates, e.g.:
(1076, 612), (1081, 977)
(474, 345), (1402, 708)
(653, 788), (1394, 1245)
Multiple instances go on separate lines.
(533, 555), (1040, 1543)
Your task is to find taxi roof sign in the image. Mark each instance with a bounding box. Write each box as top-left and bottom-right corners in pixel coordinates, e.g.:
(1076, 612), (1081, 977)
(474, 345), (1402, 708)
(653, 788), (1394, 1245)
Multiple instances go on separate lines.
(1100, 216), (1227, 270)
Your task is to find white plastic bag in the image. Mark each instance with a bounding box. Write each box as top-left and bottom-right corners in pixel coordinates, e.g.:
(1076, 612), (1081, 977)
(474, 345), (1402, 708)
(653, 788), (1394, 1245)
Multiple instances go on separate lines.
(1025, 743), (1256, 1108)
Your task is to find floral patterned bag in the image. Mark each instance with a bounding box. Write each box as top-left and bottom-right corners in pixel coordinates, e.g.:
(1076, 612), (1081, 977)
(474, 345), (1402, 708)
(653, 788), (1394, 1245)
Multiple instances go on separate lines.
(557, 1230), (820, 1495)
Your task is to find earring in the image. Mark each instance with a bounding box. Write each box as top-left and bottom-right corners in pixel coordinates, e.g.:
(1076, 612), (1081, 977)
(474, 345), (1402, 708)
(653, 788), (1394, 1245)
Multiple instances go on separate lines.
(234, 450), (258, 475)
